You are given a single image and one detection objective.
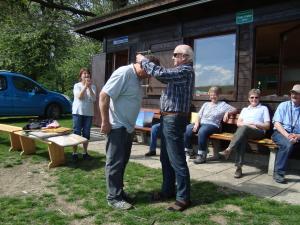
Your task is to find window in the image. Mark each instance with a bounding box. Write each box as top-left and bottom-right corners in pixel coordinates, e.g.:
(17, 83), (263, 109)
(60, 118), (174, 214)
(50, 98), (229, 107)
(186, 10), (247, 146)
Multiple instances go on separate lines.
(255, 21), (300, 97)
(0, 76), (7, 91)
(193, 33), (236, 96)
(12, 77), (41, 93)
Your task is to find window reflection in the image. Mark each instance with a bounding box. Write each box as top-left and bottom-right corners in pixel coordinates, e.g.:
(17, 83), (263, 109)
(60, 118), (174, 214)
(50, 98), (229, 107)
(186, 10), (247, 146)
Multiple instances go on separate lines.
(193, 34), (236, 95)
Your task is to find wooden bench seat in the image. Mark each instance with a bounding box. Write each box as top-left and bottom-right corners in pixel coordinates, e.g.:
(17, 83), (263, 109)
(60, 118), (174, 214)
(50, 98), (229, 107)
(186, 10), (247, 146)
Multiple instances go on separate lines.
(206, 114), (278, 175)
(134, 108), (161, 141)
(0, 124), (87, 168)
(0, 124), (23, 151)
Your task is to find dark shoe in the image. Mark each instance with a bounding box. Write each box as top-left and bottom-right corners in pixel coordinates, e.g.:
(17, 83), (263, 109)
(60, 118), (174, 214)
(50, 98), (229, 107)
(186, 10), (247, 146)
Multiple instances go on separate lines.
(145, 151), (156, 156)
(83, 153), (92, 160)
(122, 192), (135, 204)
(185, 151), (196, 160)
(167, 200), (191, 212)
(219, 148), (232, 160)
(151, 191), (175, 202)
(72, 153), (78, 161)
(193, 155), (206, 164)
(273, 173), (287, 184)
(234, 167), (242, 178)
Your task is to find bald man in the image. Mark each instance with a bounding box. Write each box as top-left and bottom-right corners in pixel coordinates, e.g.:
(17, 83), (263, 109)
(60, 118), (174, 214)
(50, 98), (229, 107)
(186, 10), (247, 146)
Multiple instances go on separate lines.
(136, 44), (194, 211)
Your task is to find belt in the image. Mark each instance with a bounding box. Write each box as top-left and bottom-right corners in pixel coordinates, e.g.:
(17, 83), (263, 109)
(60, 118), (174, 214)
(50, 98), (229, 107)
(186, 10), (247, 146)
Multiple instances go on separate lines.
(161, 111), (188, 116)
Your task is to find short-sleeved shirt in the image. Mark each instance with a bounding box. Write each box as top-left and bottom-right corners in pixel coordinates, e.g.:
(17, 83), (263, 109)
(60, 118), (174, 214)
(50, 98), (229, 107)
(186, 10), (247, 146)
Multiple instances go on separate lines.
(239, 104), (270, 129)
(273, 100), (300, 134)
(198, 101), (235, 128)
(72, 82), (96, 116)
(101, 64), (142, 133)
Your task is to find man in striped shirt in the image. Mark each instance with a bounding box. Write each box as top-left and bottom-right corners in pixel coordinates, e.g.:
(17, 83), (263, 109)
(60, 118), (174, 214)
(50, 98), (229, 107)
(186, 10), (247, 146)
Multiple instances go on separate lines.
(136, 44), (194, 211)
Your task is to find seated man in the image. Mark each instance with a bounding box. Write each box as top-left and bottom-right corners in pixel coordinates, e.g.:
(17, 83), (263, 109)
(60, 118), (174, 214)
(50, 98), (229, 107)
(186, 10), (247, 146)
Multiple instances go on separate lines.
(145, 123), (161, 156)
(272, 84), (300, 184)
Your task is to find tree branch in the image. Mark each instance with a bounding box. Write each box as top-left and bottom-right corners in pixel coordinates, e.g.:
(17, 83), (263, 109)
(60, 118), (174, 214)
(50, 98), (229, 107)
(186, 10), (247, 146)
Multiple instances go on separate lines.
(30, 0), (96, 17)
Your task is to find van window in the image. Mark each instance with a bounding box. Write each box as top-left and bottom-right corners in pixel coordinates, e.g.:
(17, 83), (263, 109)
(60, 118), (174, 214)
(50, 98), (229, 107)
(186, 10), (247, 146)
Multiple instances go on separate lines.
(12, 76), (42, 93)
(0, 76), (7, 91)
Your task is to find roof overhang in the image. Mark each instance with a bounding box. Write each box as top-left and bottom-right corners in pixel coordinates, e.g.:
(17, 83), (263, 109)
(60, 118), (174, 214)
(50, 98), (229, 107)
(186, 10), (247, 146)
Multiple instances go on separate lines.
(74, 0), (216, 40)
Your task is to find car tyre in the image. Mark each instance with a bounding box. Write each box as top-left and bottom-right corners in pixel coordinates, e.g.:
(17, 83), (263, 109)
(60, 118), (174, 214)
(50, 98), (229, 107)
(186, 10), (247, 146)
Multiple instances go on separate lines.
(46, 103), (61, 119)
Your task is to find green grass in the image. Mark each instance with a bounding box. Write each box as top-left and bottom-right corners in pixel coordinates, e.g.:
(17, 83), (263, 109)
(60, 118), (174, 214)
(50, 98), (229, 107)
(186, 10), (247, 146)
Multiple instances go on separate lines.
(1, 116), (300, 224)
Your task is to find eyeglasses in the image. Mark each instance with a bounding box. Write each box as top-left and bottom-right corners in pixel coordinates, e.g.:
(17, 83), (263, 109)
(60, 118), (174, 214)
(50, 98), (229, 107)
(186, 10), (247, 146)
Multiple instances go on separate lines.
(249, 96), (259, 99)
(173, 53), (188, 58)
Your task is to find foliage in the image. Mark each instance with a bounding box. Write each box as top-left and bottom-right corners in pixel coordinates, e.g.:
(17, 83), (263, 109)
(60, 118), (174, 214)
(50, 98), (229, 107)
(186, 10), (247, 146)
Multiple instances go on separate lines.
(0, 0), (145, 96)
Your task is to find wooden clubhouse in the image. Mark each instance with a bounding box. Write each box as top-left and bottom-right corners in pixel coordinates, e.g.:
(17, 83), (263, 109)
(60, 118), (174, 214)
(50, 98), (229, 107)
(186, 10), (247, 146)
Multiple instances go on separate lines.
(74, 0), (300, 125)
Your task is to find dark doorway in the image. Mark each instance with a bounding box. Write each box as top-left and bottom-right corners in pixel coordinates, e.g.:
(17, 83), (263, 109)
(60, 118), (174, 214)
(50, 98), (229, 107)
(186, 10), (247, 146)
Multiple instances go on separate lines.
(106, 50), (129, 81)
(254, 20), (300, 97)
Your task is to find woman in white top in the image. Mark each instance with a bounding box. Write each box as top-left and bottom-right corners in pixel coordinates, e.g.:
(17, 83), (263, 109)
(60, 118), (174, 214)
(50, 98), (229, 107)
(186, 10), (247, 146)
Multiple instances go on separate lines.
(184, 86), (237, 164)
(72, 68), (96, 160)
(219, 89), (270, 178)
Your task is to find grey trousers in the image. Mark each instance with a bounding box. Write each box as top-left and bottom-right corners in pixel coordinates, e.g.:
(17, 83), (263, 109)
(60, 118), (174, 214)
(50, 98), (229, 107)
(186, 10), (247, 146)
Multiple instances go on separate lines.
(105, 127), (133, 202)
(228, 125), (264, 167)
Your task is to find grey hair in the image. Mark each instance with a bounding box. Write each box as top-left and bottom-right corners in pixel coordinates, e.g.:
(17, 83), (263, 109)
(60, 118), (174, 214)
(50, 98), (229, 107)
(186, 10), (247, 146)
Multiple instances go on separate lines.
(182, 45), (194, 63)
(248, 89), (261, 97)
(208, 86), (221, 95)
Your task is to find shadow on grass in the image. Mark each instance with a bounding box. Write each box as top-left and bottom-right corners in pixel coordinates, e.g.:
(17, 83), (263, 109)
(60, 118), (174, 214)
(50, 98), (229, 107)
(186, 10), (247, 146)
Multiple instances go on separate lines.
(132, 180), (244, 209)
(63, 152), (106, 171)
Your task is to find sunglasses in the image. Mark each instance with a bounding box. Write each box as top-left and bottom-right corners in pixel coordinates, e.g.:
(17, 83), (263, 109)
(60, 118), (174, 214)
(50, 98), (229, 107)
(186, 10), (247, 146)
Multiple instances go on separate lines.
(173, 53), (186, 58)
(249, 96), (259, 99)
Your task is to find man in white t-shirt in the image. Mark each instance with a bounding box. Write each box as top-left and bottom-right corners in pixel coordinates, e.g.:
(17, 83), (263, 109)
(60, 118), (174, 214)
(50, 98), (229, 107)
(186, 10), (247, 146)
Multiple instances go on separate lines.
(99, 55), (160, 210)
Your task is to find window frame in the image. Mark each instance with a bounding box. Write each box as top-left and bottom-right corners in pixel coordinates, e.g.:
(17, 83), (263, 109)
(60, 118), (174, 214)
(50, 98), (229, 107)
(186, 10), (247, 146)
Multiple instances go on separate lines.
(186, 31), (238, 102)
(0, 75), (8, 91)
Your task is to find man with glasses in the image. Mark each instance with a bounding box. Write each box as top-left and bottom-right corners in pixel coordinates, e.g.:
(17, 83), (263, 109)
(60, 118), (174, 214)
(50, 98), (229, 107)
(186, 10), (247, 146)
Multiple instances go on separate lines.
(136, 45), (194, 211)
(272, 84), (300, 184)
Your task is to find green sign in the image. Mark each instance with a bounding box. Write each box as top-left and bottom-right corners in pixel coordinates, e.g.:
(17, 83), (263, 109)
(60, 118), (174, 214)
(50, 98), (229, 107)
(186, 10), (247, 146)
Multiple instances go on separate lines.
(236, 9), (253, 25)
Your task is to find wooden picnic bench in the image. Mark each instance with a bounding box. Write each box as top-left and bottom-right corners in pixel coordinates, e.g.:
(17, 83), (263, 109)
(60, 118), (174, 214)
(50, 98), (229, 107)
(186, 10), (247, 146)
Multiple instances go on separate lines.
(134, 108), (161, 142)
(0, 124), (87, 168)
(206, 114), (278, 176)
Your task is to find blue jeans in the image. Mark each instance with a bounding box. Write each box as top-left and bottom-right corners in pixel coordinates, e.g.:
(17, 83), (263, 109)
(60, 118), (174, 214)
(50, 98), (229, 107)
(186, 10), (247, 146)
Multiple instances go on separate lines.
(105, 127), (133, 201)
(160, 114), (190, 202)
(272, 130), (299, 175)
(72, 114), (93, 139)
(184, 123), (220, 155)
(149, 123), (161, 152)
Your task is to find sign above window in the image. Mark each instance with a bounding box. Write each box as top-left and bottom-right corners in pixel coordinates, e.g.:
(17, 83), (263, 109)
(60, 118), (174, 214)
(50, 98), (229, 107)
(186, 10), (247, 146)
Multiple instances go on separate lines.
(236, 10), (253, 25)
(113, 36), (128, 45)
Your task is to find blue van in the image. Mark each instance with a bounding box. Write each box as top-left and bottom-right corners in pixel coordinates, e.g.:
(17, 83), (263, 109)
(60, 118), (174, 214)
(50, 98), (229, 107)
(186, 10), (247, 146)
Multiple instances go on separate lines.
(0, 71), (71, 118)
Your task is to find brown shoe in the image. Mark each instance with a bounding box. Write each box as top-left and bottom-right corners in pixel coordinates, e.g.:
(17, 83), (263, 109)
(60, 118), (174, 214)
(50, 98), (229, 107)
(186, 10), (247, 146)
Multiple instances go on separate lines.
(234, 167), (242, 178)
(219, 148), (232, 160)
(167, 200), (191, 212)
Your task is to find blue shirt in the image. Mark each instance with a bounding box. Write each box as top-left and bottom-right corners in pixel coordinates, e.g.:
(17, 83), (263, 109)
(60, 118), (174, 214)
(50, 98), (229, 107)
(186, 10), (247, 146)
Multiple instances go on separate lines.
(102, 64), (142, 133)
(141, 60), (194, 113)
(273, 100), (300, 134)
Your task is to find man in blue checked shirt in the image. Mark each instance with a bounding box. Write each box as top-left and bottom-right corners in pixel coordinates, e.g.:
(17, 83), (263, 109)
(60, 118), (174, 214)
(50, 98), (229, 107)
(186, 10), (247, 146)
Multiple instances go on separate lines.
(136, 44), (194, 212)
(272, 84), (300, 184)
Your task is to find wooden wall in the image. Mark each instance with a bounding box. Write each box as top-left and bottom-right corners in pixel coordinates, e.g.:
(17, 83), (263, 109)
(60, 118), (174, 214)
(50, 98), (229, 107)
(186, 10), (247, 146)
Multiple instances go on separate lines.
(99, 0), (300, 113)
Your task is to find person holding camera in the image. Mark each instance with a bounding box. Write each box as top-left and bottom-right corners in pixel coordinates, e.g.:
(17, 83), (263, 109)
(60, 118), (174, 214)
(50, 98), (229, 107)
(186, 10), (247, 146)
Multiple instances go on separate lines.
(72, 68), (96, 161)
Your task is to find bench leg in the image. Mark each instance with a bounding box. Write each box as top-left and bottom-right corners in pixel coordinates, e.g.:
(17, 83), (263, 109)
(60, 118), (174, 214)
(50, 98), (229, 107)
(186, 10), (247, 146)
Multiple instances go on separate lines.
(9, 133), (22, 152)
(48, 143), (65, 169)
(268, 148), (276, 176)
(211, 140), (221, 157)
(19, 136), (36, 155)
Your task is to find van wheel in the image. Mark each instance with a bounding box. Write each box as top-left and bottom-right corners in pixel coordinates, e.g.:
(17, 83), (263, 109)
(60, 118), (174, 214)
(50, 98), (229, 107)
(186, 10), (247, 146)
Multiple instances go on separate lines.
(46, 104), (61, 119)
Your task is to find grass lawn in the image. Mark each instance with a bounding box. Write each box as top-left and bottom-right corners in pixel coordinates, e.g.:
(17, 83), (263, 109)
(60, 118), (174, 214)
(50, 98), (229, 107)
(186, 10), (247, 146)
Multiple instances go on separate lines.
(0, 116), (300, 225)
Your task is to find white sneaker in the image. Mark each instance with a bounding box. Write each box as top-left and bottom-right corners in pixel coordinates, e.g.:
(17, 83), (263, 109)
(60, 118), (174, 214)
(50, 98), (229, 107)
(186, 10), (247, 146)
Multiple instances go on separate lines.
(108, 200), (133, 210)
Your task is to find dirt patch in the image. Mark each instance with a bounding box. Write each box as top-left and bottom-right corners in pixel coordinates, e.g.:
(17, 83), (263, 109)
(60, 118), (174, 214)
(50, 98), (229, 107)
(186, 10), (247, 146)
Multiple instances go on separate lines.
(223, 204), (243, 214)
(0, 161), (88, 222)
(210, 215), (228, 225)
(0, 161), (53, 196)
